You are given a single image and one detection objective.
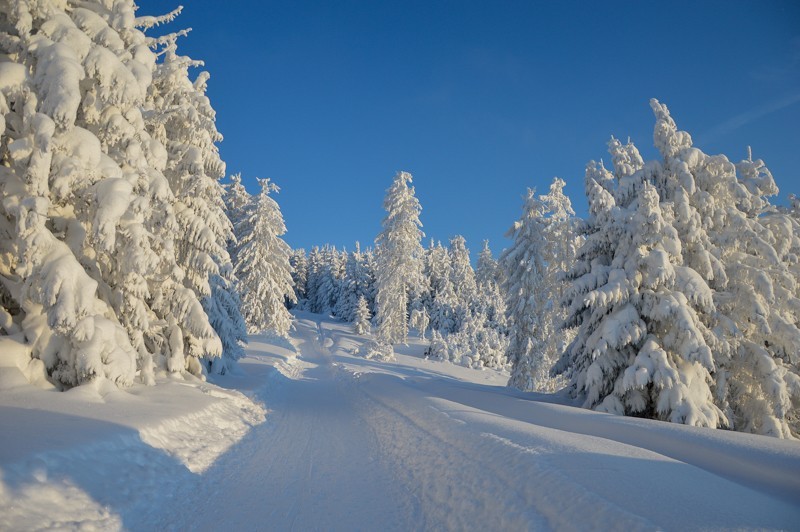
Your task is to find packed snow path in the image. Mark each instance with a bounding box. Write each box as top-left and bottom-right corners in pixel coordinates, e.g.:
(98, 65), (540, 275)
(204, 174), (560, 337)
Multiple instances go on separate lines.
(161, 324), (412, 530)
(153, 315), (799, 530)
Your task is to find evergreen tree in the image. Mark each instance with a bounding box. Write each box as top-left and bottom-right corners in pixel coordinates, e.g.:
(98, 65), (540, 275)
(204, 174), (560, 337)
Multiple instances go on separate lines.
(335, 243), (371, 322)
(289, 248), (308, 307)
(557, 100), (800, 436)
(475, 241), (508, 333)
(424, 241), (456, 333)
(145, 31), (246, 375)
(234, 179), (296, 336)
(312, 245), (339, 315)
(203, 270), (247, 374)
(303, 246), (323, 313)
(353, 295), (372, 335)
(448, 235), (477, 330)
(224, 173), (252, 266)
(501, 189), (549, 391)
(648, 100), (800, 436)
(374, 171), (425, 344)
(561, 176), (722, 425)
(535, 178), (580, 391)
(409, 307), (430, 339)
(0, 1), (223, 386)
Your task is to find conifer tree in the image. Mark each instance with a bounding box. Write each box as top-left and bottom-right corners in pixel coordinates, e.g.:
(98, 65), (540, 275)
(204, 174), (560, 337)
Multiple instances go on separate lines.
(424, 241), (456, 333)
(374, 171), (425, 344)
(475, 241), (508, 333)
(289, 248), (309, 307)
(501, 189), (548, 391)
(448, 235), (477, 330)
(145, 31), (246, 375)
(224, 173), (252, 265)
(557, 100), (800, 436)
(234, 179), (296, 336)
(648, 100), (800, 436)
(353, 295), (372, 335)
(409, 307), (430, 339)
(0, 0), (223, 386)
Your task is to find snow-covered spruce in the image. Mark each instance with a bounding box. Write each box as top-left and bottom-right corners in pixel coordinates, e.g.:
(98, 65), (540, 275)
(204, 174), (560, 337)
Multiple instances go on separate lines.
(234, 178), (296, 336)
(289, 248), (309, 306)
(475, 240), (508, 334)
(203, 271), (248, 374)
(145, 34), (247, 375)
(501, 189), (549, 391)
(0, 0), (232, 387)
(409, 306), (430, 340)
(224, 173), (252, 267)
(374, 171), (425, 345)
(502, 179), (578, 392)
(353, 295), (372, 335)
(423, 240), (457, 333)
(648, 99), (800, 437)
(557, 100), (800, 437)
(448, 235), (477, 331)
(334, 243), (373, 322)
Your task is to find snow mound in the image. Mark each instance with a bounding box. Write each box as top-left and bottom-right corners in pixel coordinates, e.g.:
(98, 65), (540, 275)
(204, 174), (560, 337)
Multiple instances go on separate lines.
(0, 373), (266, 529)
(357, 339), (395, 361)
(138, 384), (265, 474)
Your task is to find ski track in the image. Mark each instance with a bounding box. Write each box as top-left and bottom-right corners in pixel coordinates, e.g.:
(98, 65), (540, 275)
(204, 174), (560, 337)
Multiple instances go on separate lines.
(149, 317), (799, 531)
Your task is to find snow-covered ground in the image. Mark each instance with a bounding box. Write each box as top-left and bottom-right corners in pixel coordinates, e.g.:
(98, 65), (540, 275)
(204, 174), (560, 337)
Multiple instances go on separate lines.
(1, 311), (799, 530)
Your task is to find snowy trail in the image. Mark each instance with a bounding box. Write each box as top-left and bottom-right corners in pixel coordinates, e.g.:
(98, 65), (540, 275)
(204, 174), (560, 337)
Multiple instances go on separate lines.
(156, 320), (416, 531)
(150, 316), (798, 531)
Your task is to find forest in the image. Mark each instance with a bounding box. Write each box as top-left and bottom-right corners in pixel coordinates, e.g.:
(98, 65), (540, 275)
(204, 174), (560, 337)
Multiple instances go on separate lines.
(1, 0), (798, 441)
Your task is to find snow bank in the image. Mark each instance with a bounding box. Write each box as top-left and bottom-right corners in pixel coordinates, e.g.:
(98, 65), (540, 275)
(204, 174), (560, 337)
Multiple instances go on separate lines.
(0, 366), (265, 529)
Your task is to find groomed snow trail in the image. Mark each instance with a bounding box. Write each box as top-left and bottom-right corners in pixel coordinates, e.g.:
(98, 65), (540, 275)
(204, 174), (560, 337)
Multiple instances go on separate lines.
(150, 315), (800, 531)
(155, 321), (415, 531)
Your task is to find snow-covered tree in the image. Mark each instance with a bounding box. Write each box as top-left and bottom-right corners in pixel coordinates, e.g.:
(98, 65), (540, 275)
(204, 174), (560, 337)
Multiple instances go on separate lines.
(310, 246), (340, 316)
(203, 270), (247, 374)
(424, 241), (456, 333)
(234, 178), (295, 336)
(303, 247), (322, 313)
(536, 178), (580, 391)
(224, 173), (252, 265)
(425, 329), (449, 362)
(556, 100), (800, 436)
(448, 235), (477, 329)
(475, 241), (508, 333)
(289, 248), (308, 307)
(561, 175), (722, 425)
(0, 0), (226, 387)
(334, 243), (373, 322)
(501, 189), (549, 391)
(353, 295), (372, 335)
(409, 307), (430, 339)
(145, 30), (246, 375)
(374, 171), (425, 344)
(647, 100), (800, 436)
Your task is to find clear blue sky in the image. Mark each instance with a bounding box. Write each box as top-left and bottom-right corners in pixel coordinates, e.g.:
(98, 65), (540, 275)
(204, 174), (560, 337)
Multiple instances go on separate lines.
(138, 0), (799, 257)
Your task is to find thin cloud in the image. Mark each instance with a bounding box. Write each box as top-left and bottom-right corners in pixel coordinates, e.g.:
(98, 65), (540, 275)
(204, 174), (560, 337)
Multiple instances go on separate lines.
(699, 92), (800, 144)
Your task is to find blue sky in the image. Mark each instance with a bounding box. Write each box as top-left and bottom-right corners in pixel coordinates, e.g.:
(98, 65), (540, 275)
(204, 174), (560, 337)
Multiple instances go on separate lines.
(138, 0), (800, 257)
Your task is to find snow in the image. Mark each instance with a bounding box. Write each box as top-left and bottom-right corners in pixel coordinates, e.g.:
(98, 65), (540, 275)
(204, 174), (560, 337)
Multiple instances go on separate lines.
(0, 63), (27, 91)
(1, 311), (798, 529)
